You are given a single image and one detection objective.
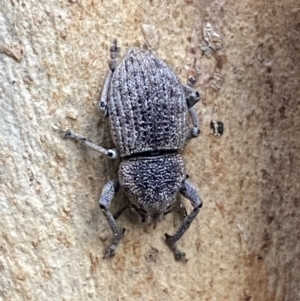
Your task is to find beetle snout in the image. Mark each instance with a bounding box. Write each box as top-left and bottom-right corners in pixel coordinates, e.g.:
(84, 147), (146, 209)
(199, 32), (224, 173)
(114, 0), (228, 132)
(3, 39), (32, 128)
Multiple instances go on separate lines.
(151, 212), (163, 222)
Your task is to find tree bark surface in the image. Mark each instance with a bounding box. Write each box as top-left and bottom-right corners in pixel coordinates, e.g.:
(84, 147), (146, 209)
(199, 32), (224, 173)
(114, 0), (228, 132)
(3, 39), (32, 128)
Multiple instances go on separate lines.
(1, 0), (299, 300)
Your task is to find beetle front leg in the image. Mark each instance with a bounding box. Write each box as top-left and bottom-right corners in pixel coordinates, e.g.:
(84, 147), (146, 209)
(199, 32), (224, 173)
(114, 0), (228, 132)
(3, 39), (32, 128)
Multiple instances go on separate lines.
(165, 179), (202, 261)
(99, 180), (125, 257)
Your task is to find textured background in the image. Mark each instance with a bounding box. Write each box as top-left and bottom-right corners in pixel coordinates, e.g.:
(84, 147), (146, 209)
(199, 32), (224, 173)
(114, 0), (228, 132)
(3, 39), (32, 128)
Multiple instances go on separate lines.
(1, 0), (300, 300)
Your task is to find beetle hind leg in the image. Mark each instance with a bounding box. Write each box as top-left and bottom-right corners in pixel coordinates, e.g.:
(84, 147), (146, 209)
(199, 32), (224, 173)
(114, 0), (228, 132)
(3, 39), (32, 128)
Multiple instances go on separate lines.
(109, 39), (120, 71)
(183, 84), (200, 109)
(182, 84), (201, 140)
(186, 106), (200, 140)
(99, 39), (121, 116)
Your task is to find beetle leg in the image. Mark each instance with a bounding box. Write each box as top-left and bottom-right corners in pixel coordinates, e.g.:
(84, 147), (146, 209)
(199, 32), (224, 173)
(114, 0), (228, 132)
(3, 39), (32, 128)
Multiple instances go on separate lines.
(165, 179), (202, 261)
(63, 129), (119, 158)
(187, 106), (200, 139)
(109, 39), (120, 71)
(113, 205), (129, 220)
(182, 84), (201, 140)
(99, 40), (121, 116)
(185, 106), (200, 140)
(183, 84), (200, 108)
(99, 180), (125, 257)
(98, 69), (113, 116)
(163, 199), (187, 218)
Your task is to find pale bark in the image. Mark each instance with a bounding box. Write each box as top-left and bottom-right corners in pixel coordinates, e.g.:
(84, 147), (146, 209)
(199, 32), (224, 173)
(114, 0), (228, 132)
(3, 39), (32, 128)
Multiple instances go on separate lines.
(1, 0), (299, 300)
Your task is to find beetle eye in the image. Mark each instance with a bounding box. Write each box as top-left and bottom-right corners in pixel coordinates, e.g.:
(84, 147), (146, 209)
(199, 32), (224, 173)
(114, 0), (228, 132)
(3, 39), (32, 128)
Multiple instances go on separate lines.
(166, 204), (172, 210)
(137, 207), (147, 214)
(132, 204), (147, 216)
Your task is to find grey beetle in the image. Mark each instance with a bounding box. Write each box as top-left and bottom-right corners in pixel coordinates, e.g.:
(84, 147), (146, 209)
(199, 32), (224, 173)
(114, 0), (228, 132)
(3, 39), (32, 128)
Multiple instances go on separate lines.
(64, 40), (203, 261)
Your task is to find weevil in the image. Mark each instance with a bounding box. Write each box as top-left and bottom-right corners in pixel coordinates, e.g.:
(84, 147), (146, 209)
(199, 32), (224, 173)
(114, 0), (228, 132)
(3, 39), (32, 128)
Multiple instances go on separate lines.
(64, 40), (203, 261)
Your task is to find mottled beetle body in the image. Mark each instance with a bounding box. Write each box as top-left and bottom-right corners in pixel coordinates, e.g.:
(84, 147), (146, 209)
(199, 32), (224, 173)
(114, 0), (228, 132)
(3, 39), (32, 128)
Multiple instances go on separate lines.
(108, 47), (188, 156)
(64, 41), (203, 261)
(119, 154), (186, 223)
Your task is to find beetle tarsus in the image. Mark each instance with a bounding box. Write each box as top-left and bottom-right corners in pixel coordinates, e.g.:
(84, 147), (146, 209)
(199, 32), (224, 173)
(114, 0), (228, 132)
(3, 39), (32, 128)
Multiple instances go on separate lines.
(165, 233), (187, 262)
